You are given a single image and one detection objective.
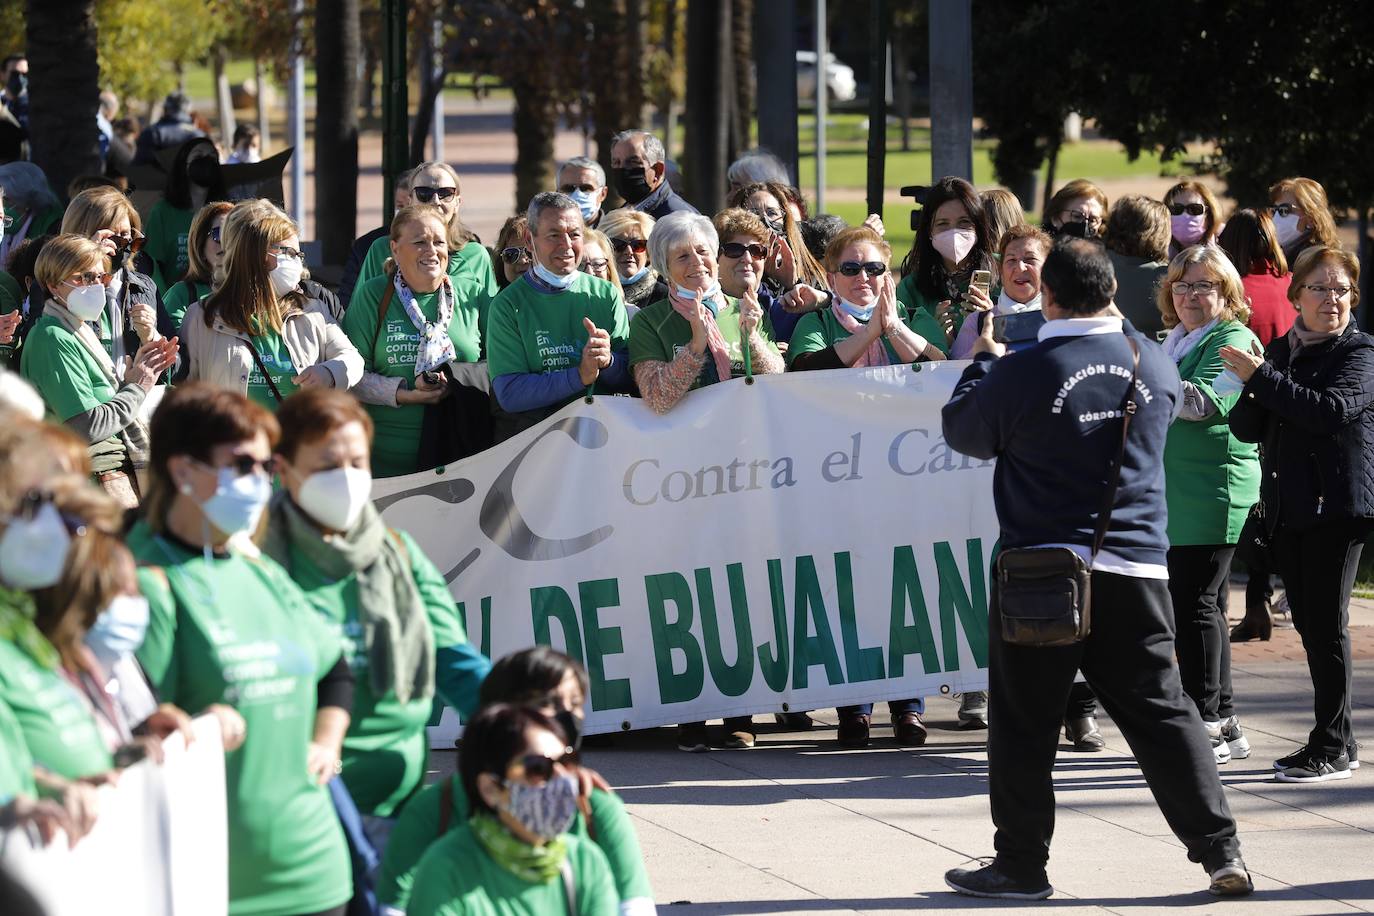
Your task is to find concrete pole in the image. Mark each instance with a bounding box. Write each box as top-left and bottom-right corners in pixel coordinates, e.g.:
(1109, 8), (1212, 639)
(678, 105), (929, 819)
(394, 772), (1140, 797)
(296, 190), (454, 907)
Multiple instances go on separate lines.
(288, 0), (307, 230)
(431, 17), (445, 162)
(815, 0), (826, 213)
(928, 0), (973, 182)
(753, 0), (798, 184)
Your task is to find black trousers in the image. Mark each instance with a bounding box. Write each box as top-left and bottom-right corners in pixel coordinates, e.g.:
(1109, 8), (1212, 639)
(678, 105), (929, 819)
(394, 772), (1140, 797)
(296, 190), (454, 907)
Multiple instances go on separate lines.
(1271, 519), (1371, 757)
(1065, 681), (1097, 720)
(1167, 545), (1237, 722)
(988, 571), (1239, 879)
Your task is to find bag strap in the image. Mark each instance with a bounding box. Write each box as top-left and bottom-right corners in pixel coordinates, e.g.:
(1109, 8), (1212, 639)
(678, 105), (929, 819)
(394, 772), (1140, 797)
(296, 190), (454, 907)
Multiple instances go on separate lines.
(245, 339), (287, 404)
(559, 857), (577, 916)
(437, 776), (454, 836)
(369, 278), (396, 359)
(1091, 335), (1140, 558)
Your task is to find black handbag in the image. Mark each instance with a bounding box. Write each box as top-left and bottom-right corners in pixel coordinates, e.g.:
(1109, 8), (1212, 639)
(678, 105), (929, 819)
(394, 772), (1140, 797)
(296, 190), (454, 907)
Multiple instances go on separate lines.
(994, 335), (1139, 647)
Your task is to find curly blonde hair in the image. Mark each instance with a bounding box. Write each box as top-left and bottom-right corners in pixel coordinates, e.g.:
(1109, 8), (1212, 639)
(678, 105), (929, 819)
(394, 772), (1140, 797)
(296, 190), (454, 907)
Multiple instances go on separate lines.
(1156, 244), (1251, 329)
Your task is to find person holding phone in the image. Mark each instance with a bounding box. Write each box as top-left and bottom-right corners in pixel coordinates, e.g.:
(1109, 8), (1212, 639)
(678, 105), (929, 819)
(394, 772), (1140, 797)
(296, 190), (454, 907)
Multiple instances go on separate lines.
(950, 225), (1051, 359)
(344, 205), (483, 477)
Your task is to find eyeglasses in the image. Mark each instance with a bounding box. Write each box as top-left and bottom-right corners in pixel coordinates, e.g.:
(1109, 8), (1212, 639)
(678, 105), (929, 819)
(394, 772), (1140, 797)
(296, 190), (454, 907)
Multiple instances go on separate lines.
(837, 260), (888, 278)
(197, 455), (271, 478)
(65, 271), (112, 287)
(1168, 203), (1207, 217)
(610, 237), (647, 254)
(1060, 210), (1102, 226)
(559, 183), (598, 194)
(506, 748), (578, 783)
(499, 246), (531, 265)
(582, 257), (608, 271)
(110, 229), (146, 255)
(1268, 204), (1299, 218)
(1170, 280), (1219, 296)
(272, 245), (304, 261)
(4, 490), (89, 536)
(412, 186), (457, 204)
(720, 242), (768, 260)
(1302, 284), (1352, 299)
(209, 226), (222, 243)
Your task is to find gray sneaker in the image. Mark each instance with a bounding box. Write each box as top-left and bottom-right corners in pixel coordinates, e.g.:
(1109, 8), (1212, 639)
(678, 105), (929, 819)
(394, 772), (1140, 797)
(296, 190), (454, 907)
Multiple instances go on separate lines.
(1221, 715), (1250, 759)
(957, 691), (989, 729)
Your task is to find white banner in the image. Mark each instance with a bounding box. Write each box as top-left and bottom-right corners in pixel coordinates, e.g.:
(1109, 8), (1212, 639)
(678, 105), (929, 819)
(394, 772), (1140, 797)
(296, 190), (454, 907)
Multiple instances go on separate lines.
(2, 716), (228, 916)
(376, 364), (998, 736)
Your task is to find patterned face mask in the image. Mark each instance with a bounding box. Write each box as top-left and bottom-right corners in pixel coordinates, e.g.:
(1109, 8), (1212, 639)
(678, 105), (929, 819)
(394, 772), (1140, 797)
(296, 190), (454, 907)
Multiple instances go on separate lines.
(502, 771), (579, 841)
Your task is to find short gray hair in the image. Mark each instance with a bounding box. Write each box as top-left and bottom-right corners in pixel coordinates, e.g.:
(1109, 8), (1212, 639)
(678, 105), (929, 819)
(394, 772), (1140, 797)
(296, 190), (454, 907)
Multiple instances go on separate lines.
(611, 129), (665, 166)
(648, 211), (718, 276)
(727, 149), (790, 187)
(527, 191), (583, 232)
(0, 161), (57, 211)
(557, 156), (605, 188)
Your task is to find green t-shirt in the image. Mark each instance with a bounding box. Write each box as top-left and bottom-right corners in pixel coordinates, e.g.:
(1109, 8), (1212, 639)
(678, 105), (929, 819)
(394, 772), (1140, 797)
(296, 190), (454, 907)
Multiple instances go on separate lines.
(19, 313), (127, 473)
(486, 272), (630, 394)
(894, 273), (958, 356)
(787, 305), (919, 366)
(0, 696), (36, 802)
(342, 274), (484, 478)
(379, 779), (653, 910)
(130, 522), (351, 916)
(354, 238), (498, 343)
(277, 526), (469, 817)
(0, 640), (113, 782)
(144, 199), (195, 291)
(628, 294), (780, 389)
(245, 326), (300, 410)
(163, 279), (210, 331)
(407, 821), (618, 916)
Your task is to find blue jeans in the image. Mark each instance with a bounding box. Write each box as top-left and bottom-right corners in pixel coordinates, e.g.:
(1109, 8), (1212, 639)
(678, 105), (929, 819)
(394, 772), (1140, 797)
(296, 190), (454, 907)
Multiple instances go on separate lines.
(840, 698), (924, 717)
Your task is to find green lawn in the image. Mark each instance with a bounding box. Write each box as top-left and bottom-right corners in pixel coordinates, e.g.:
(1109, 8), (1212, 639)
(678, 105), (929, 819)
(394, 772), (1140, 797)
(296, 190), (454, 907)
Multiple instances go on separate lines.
(825, 200), (918, 263)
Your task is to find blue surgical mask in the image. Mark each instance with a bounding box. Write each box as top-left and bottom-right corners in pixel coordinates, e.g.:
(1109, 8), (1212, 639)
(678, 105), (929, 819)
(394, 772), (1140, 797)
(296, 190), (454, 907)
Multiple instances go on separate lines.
(200, 466), (271, 538)
(532, 262), (578, 290)
(674, 281), (722, 315)
(567, 189), (599, 222)
(623, 265), (650, 285)
(85, 594), (150, 670)
(836, 295), (876, 322)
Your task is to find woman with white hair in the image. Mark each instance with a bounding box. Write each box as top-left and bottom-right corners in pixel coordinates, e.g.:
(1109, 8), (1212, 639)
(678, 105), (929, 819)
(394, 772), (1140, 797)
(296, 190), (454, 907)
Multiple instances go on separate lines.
(0, 161), (62, 266)
(727, 148), (790, 193)
(628, 210), (784, 753)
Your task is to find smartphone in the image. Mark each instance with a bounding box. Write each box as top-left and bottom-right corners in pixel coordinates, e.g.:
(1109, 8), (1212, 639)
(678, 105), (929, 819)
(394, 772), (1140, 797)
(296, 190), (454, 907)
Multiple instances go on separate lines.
(967, 270), (992, 304)
(992, 310), (1047, 348)
(419, 370), (443, 386)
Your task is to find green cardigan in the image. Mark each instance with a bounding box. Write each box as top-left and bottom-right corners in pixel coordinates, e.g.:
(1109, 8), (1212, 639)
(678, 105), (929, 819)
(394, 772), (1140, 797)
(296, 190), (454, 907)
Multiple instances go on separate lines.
(1163, 319), (1261, 545)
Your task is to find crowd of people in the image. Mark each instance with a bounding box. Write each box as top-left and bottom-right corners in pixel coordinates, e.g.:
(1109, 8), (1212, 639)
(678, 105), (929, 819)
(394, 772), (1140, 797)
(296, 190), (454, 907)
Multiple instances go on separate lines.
(0, 67), (1369, 910)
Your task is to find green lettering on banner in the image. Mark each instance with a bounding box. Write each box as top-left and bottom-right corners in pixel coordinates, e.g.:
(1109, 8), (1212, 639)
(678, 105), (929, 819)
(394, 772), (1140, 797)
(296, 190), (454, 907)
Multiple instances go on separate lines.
(454, 596), (493, 658)
(888, 546), (940, 676)
(935, 539), (990, 670)
(756, 558), (790, 691)
(695, 564), (755, 697)
(531, 586), (586, 664)
(834, 551), (884, 682)
(790, 555), (845, 689)
(644, 572), (704, 704)
(577, 579), (633, 710)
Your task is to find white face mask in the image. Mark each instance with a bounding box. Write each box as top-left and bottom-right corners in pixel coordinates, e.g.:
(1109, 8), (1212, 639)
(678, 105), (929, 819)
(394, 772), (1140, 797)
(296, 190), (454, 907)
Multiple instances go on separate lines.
(1272, 211), (1303, 248)
(269, 254), (304, 298)
(567, 189), (599, 222)
(85, 594), (150, 669)
(0, 501), (72, 590)
(931, 227), (977, 265)
(296, 466), (373, 533)
(62, 282), (108, 322)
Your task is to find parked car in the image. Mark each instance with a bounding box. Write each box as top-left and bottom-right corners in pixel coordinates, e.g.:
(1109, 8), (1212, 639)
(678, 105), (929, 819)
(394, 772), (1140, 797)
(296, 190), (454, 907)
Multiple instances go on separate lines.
(796, 50), (857, 103)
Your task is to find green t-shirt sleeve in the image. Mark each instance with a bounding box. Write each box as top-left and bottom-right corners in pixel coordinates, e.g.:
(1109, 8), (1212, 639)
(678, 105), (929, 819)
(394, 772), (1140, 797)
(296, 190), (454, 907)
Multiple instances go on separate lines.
(354, 237), (390, 304)
(376, 778), (449, 908)
(628, 307), (670, 366)
(1190, 324), (1257, 417)
(905, 305), (951, 355)
(135, 565), (180, 701)
(570, 835), (620, 916)
(785, 311), (830, 365)
(589, 788), (654, 903)
(0, 696), (35, 802)
(342, 279), (384, 371)
(20, 324), (107, 421)
(397, 530), (467, 647)
(484, 288), (527, 378)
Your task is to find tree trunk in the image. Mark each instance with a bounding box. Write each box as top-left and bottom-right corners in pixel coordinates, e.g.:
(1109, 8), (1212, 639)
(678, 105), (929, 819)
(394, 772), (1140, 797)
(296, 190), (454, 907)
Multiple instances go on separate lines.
(410, 14), (446, 165)
(26, 0), (100, 200)
(214, 45), (237, 150)
(588, 0), (625, 201)
(659, 0), (679, 152)
(1041, 132), (1062, 216)
(624, 0), (647, 125)
(255, 59), (271, 154)
(314, 0), (361, 265)
(361, 43), (377, 120)
(683, 0), (730, 212)
(730, 0), (753, 156)
(513, 83), (556, 213)
(892, 26), (912, 152)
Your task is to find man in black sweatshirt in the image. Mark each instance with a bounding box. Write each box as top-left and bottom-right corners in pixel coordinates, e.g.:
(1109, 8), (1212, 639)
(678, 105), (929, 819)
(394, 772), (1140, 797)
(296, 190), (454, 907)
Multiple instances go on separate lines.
(940, 239), (1251, 900)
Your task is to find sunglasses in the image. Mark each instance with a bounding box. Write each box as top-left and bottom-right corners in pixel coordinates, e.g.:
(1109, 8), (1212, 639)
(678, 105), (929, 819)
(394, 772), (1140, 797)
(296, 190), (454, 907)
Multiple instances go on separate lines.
(209, 226), (222, 243)
(720, 242), (767, 260)
(1168, 203), (1207, 217)
(1268, 204), (1299, 218)
(837, 261), (888, 278)
(4, 490), (89, 536)
(499, 246), (531, 265)
(66, 271), (112, 287)
(559, 183), (598, 194)
(412, 186), (458, 203)
(610, 237), (647, 254)
(507, 748), (578, 783)
(110, 229), (146, 254)
(196, 455), (272, 478)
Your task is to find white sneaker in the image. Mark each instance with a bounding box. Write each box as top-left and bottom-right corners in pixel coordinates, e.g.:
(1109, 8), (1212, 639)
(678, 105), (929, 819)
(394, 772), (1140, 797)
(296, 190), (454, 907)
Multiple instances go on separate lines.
(1206, 720), (1231, 765)
(1221, 715), (1251, 759)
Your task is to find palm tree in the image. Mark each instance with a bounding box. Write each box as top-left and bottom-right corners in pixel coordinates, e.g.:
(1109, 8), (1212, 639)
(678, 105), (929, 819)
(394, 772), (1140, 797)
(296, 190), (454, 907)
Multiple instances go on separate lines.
(314, 0), (361, 265)
(26, 0), (101, 199)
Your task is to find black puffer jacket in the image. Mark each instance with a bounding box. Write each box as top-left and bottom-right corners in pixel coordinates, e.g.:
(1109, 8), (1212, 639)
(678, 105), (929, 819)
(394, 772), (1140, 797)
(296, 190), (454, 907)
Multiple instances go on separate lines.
(1230, 322), (1374, 531)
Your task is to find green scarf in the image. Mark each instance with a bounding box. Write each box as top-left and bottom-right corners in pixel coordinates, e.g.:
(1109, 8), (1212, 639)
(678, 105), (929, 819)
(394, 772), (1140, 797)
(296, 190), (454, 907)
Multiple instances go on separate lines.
(262, 492), (435, 704)
(470, 813), (569, 884)
(0, 585), (59, 670)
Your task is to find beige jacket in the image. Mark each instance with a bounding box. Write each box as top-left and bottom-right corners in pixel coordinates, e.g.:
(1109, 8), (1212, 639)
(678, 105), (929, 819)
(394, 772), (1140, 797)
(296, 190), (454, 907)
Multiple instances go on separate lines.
(181, 297), (364, 394)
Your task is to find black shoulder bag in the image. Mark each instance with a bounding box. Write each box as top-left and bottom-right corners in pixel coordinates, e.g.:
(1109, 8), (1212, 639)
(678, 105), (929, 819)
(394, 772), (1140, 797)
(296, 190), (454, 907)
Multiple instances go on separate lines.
(994, 335), (1140, 647)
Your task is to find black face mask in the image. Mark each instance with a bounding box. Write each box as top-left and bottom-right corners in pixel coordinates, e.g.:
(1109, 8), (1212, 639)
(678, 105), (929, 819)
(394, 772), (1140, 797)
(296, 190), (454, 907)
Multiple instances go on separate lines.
(613, 167), (654, 205)
(1055, 220), (1090, 240)
(553, 708), (583, 752)
(186, 157), (219, 188)
(7, 72), (26, 98)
